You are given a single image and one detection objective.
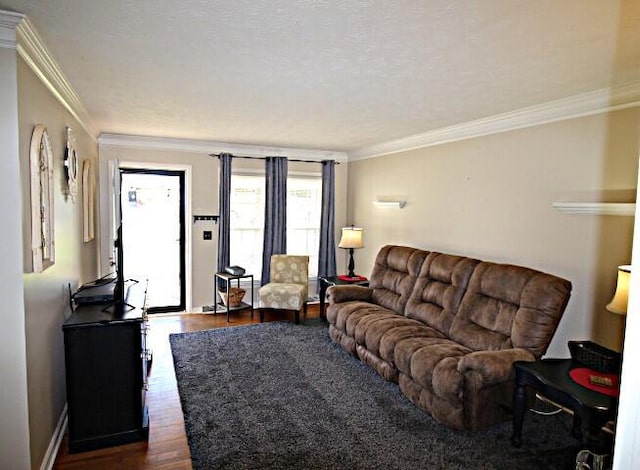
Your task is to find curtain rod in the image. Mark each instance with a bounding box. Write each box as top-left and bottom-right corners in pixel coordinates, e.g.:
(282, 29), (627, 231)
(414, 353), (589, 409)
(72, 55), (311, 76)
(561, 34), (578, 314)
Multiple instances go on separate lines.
(209, 153), (340, 164)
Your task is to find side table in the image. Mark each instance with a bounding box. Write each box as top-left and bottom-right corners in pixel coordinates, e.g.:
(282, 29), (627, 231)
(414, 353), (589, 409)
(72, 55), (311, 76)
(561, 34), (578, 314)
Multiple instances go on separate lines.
(511, 358), (618, 456)
(213, 272), (254, 322)
(318, 276), (369, 321)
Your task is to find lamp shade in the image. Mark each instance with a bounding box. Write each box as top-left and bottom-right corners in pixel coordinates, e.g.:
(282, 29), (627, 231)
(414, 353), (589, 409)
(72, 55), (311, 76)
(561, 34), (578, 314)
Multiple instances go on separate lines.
(338, 226), (364, 249)
(606, 265), (631, 315)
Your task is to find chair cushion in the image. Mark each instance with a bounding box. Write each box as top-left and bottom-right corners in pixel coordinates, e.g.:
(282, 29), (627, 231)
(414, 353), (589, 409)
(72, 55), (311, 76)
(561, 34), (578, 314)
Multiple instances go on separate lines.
(270, 255), (308, 285)
(258, 283), (307, 310)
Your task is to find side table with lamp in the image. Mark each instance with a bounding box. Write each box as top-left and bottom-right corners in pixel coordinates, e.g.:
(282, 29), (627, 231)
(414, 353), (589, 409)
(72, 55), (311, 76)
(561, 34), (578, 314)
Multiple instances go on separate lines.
(511, 265), (630, 470)
(319, 226), (369, 320)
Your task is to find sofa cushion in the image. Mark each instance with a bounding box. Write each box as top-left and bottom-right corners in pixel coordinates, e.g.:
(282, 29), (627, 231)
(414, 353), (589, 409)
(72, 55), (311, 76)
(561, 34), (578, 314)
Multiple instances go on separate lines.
(405, 252), (480, 335)
(379, 324), (445, 364)
(394, 337), (471, 384)
(449, 262), (571, 357)
(326, 284), (372, 304)
(368, 245), (429, 314)
(360, 316), (435, 357)
(353, 310), (405, 347)
(356, 344), (399, 382)
(328, 324), (358, 355)
(327, 301), (389, 339)
(399, 373), (465, 430)
(394, 337), (472, 402)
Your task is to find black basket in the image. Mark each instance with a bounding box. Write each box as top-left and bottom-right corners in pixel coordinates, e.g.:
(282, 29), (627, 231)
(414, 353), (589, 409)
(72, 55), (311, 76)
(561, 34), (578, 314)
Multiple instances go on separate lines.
(568, 341), (621, 373)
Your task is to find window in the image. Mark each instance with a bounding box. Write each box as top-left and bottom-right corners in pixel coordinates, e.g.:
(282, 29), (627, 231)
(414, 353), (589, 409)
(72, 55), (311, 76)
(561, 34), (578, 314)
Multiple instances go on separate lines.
(286, 176), (321, 277)
(229, 172), (321, 281)
(229, 174), (264, 280)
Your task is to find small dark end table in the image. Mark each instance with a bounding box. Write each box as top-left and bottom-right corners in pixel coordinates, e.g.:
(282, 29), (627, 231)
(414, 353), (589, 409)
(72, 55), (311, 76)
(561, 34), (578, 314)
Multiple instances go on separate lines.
(511, 358), (618, 455)
(212, 272), (254, 322)
(318, 276), (369, 321)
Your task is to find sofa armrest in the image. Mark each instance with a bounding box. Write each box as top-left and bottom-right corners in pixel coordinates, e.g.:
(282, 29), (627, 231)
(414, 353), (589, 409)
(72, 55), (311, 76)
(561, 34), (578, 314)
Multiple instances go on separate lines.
(457, 348), (535, 385)
(327, 285), (373, 304)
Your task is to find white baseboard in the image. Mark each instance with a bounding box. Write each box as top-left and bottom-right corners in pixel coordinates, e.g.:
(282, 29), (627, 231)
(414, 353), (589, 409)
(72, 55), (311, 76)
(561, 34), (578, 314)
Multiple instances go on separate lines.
(40, 403), (67, 470)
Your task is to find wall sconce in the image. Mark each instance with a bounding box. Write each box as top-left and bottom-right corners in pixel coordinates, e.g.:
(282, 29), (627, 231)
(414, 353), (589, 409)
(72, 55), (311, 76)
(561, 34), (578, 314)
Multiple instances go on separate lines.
(373, 200), (405, 209)
(607, 265), (631, 315)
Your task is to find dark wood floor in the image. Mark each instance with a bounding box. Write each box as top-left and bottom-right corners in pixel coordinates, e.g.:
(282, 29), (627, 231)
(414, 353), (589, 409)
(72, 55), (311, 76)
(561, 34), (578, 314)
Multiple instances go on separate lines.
(53, 306), (320, 469)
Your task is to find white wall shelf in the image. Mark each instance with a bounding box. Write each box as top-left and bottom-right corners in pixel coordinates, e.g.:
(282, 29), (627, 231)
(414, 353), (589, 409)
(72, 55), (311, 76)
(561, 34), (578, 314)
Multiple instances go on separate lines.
(552, 202), (636, 216)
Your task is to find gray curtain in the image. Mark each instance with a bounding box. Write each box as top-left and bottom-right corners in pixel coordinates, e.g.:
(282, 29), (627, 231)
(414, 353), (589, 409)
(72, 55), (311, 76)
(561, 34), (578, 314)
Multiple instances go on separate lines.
(317, 160), (336, 288)
(261, 156), (287, 285)
(217, 153), (232, 291)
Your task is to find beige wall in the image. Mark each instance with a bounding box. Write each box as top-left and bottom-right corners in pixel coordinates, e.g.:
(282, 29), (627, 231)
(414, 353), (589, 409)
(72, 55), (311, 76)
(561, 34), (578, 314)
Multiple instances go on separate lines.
(97, 147), (348, 309)
(0, 40), (32, 470)
(347, 108), (639, 356)
(17, 56), (99, 468)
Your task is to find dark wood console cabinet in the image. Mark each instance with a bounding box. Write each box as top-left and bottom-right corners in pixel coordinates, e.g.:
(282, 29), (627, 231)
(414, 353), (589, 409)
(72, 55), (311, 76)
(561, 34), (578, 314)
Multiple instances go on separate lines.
(63, 284), (150, 453)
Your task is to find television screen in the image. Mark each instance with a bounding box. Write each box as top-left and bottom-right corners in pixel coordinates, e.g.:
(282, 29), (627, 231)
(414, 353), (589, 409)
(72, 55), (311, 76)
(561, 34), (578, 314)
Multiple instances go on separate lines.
(109, 162), (128, 313)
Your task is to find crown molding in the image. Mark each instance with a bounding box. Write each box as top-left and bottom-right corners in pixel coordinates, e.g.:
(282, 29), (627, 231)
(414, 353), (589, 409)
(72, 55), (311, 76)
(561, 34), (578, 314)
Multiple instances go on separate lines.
(349, 81), (640, 161)
(0, 10), (23, 49)
(98, 134), (349, 162)
(15, 16), (98, 140)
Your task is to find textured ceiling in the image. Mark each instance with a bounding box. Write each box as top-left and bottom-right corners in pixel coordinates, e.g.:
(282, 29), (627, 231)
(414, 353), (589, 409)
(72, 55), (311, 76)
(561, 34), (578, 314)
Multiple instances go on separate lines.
(2, 0), (639, 154)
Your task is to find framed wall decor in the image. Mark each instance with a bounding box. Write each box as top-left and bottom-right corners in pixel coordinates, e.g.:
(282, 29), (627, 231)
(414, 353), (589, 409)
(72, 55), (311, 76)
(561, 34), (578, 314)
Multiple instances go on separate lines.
(82, 159), (95, 242)
(29, 124), (55, 273)
(64, 127), (79, 201)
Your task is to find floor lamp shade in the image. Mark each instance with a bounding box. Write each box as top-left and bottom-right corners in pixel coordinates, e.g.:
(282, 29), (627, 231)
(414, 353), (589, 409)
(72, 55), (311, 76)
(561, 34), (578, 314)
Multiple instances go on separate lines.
(338, 226), (364, 278)
(606, 265), (631, 315)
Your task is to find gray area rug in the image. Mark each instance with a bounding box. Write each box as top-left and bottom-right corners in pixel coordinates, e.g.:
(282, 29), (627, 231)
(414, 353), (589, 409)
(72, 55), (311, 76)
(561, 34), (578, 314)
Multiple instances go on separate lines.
(170, 321), (579, 469)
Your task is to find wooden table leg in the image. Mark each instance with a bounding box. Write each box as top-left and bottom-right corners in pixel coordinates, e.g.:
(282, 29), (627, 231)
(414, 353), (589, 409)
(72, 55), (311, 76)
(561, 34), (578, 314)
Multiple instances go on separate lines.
(511, 381), (527, 447)
(319, 279), (328, 321)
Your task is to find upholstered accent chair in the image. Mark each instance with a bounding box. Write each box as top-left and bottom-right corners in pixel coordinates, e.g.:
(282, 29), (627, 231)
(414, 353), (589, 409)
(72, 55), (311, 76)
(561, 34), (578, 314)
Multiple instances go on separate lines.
(258, 255), (309, 324)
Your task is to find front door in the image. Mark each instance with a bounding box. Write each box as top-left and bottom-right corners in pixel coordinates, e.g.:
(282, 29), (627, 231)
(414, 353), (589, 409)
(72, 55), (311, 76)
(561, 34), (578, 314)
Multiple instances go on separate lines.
(120, 168), (186, 312)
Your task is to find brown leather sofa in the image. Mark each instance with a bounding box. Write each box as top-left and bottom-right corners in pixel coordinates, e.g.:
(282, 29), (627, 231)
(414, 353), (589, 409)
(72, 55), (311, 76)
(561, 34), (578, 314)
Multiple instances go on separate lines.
(326, 245), (571, 430)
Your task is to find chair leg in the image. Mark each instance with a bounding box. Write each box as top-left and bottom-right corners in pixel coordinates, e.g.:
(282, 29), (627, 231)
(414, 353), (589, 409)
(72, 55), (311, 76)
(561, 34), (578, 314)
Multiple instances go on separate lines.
(259, 310), (264, 323)
(295, 310), (300, 325)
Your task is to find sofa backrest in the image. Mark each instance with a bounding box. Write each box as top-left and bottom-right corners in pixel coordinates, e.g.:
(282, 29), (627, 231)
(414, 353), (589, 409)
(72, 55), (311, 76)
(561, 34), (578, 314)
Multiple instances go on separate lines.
(405, 252), (480, 336)
(448, 262), (572, 357)
(369, 245), (429, 315)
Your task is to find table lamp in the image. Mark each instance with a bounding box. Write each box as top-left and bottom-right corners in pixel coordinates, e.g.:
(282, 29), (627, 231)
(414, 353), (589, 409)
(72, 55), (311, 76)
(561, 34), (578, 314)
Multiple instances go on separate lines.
(606, 265), (631, 315)
(338, 226), (364, 278)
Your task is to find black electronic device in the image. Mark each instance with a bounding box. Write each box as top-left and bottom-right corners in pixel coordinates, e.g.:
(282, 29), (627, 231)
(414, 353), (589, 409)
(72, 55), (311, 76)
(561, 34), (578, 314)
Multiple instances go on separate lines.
(112, 223), (126, 312)
(74, 281), (116, 304)
(104, 162), (130, 314)
(72, 273), (117, 305)
(225, 265), (246, 276)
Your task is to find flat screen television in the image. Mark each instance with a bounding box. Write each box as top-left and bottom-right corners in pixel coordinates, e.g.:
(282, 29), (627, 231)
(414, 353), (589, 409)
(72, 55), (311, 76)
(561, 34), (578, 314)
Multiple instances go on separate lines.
(112, 223), (126, 313)
(109, 162), (129, 314)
